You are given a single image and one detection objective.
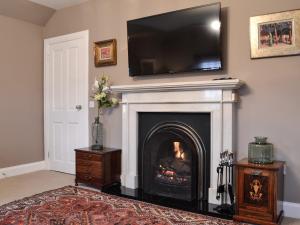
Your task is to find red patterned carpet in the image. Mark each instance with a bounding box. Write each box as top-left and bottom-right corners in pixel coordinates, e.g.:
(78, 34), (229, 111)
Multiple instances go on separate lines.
(0, 186), (241, 225)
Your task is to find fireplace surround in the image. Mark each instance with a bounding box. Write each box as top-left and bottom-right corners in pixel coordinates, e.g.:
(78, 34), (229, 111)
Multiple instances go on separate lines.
(112, 79), (244, 204)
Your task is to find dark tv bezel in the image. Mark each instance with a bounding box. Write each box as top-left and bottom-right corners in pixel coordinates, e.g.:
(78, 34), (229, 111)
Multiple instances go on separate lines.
(127, 3), (223, 77)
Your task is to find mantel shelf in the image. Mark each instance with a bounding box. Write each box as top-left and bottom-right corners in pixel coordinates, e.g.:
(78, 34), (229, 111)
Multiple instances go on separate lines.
(111, 79), (244, 93)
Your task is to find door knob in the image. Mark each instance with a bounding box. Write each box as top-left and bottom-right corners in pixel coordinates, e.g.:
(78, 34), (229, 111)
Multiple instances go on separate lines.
(75, 105), (82, 111)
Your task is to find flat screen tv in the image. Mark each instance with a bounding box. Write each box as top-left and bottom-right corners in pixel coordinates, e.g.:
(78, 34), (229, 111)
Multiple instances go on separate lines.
(127, 3), (222, 76)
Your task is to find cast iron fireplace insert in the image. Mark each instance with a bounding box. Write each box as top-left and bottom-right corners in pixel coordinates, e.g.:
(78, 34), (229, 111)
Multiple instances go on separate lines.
(138, 112), (210, 202)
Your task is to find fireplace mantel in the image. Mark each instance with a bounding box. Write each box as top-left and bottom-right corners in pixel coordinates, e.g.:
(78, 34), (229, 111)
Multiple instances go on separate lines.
(112, 79), (244, 204)
(112, 79), (244, 93)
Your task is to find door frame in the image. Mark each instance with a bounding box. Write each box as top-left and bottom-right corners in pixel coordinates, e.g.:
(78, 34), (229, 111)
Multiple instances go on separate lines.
(44, 30), (89, 169)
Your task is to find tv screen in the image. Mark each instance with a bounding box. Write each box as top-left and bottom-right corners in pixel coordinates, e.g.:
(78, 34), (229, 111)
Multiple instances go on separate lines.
(127, 3), (222, 76)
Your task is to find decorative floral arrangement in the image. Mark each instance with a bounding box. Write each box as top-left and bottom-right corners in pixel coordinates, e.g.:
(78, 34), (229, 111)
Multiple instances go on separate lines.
(92, 75), (118, 119)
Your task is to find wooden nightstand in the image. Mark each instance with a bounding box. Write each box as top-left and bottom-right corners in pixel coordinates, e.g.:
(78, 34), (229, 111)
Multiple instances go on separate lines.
(75, 147), (121, 189)
(234, 159), (284, 225)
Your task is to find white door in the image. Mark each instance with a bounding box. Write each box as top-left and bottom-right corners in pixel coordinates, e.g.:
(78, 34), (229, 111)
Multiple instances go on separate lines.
(44, 31), (89, 174)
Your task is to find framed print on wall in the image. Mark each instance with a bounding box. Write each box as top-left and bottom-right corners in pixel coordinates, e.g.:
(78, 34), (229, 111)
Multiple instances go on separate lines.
(94, 39), (117, 67)
(250, 9), (300, 59)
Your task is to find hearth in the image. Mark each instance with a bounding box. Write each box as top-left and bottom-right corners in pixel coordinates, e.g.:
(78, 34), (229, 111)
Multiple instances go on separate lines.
(138, 112), (210, 202)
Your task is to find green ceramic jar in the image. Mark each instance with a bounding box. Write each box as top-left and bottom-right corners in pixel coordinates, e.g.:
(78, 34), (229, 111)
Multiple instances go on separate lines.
(248, 137), (273, 164)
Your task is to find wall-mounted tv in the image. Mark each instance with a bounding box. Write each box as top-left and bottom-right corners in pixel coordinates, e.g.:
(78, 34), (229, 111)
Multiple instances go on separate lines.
(127, 3), (222, 76)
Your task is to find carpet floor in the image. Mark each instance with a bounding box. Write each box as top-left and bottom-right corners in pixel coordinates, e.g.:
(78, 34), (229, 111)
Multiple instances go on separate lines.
(0, 185), (242, 225)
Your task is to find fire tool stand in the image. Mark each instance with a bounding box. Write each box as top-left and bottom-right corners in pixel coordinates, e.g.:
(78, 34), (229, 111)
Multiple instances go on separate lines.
(214, 150), (235, 215)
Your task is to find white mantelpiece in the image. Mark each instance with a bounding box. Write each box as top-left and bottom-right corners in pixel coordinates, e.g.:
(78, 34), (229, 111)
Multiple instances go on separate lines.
(112, 79), (244, 93)
(112, 79), (244, 204)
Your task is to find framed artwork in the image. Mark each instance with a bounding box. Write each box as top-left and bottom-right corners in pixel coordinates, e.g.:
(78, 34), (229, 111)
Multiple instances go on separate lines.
(94, 39), (117, 67)
(250, 9), (300, 59)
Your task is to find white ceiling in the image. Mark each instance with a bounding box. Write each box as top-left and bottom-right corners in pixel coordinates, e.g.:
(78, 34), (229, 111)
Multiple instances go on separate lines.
(28, 0), (89, 10)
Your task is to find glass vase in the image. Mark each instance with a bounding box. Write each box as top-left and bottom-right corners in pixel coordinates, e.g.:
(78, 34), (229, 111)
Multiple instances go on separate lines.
(248, 136), (273, 164)
(91, 116), (103, 150)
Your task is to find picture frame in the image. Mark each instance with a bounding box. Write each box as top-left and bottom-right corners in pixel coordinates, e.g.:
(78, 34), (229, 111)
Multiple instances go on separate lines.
(94, 39), (117, 67)
(250, 9), (300, 59)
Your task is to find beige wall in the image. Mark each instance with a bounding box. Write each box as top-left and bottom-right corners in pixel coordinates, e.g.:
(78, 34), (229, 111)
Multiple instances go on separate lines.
(44, 0), (300, 203)
(0, 15), (44, 168)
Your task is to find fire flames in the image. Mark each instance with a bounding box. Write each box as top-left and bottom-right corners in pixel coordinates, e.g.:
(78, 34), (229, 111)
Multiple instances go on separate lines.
(173, 141), (185, 160)
(155, 141), (190, 186)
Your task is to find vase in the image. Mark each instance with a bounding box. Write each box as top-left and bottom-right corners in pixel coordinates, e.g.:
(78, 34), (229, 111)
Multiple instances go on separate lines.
(91, 116), (103, 150)
(248, 136), (273, 164)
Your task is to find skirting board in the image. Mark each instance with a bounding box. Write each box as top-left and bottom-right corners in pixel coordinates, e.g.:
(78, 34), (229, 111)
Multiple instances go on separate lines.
(284, 201), (300, 219)
(0, 161), (47, 179)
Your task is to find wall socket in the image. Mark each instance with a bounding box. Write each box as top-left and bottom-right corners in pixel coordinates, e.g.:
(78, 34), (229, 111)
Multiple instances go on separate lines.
(89, 101), (95, 108)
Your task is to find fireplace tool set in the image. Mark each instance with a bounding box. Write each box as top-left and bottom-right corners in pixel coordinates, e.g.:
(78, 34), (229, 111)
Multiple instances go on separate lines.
(214, 149), (235, 215)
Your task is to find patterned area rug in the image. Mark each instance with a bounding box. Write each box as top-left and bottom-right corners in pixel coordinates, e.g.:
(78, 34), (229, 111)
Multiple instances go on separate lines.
(0, 186), (241, 225)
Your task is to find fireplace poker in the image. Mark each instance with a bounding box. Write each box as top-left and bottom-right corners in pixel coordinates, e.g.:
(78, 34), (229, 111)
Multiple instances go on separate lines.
(228, 152), (234, 205)
(228, 163), (234, 205)
(216, 166), (224, 201)
(225, 159), (228, 204)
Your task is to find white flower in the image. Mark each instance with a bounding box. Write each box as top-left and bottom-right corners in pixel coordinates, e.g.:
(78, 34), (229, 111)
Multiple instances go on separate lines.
(92, 75), (118, 110)
(101, 76), (109, 84)
(99, 92), (106, 99)
(94, 80), (99, 88)
(94, 93), (101, 101)
(102, 86), (109, 92)
(111, 97), (118, 105)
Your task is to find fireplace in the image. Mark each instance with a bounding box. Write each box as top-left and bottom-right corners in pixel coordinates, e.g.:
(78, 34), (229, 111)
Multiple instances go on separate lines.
(111, 79), (243, 204)
(139, 113), (210, 202)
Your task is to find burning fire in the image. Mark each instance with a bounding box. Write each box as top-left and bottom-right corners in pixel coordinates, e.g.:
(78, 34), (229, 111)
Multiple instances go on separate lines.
(155, 141), (190, 185)
(173, 141), (185, 160)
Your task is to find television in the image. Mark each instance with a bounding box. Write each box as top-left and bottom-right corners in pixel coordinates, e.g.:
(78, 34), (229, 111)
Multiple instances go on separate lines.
(127, 3), (222, 76)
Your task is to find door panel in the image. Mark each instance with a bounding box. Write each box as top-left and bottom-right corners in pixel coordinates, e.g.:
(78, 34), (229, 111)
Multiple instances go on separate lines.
(67, 123), (80, 163)
(53, 122), (63, 161)
(52, 49), (64, 111)
(66, 47), (79, 111)
(45, 31), (89, 174)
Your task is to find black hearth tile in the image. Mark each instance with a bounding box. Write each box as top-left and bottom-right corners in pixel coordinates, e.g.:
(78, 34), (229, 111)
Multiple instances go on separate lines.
(102, 183), (233, 220)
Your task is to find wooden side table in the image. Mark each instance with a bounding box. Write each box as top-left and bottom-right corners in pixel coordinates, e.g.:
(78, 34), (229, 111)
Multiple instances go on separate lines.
(75, 147), (121, 189)
(234, 159), (284, 225)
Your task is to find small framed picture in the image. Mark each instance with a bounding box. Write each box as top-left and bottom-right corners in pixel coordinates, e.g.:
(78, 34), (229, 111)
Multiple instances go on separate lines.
(250, 9), (300, 59)
(94, 39), (117, 67)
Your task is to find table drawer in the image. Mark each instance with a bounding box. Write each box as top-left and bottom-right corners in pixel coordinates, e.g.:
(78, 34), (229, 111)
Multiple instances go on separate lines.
(76, 163), (103, 177)
(76, 151), (102, 161)
(76, 172), (103, 185)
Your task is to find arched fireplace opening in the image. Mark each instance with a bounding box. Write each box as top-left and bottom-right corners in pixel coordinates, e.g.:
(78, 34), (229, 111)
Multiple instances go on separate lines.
(138, 113), (210, 202)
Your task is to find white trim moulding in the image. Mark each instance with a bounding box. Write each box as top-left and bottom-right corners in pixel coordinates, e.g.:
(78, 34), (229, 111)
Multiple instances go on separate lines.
(0, 161), (47, 179)
(283, 201), (300, 219)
